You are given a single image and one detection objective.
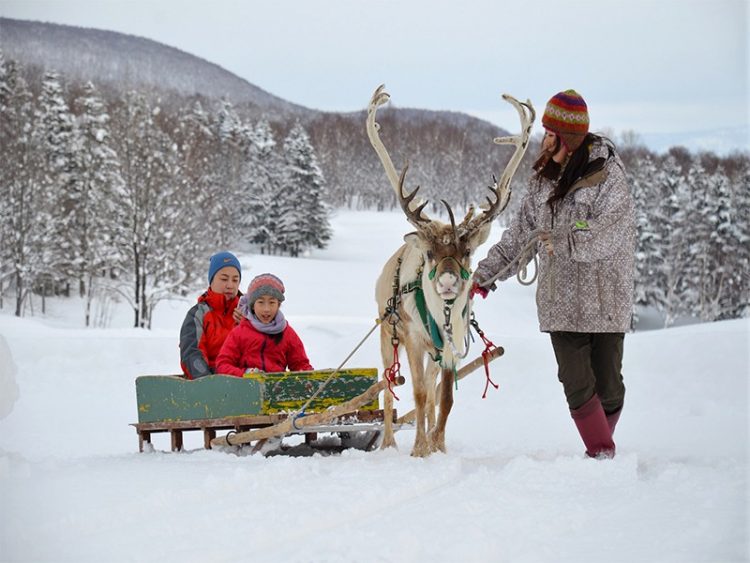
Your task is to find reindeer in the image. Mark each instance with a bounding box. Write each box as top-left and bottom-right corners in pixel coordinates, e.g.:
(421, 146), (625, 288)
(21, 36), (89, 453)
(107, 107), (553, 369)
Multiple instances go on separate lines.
(367, 84), (535, 457)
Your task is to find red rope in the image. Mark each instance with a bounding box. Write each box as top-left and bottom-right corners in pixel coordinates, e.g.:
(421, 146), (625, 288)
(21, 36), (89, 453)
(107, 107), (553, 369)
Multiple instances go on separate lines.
(478, 331), (500, 399)
(384, 341), (401, 400)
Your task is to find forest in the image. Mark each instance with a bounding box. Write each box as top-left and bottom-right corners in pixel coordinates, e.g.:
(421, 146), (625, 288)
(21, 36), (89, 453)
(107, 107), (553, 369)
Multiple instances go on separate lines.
(1, 51), (747, 329)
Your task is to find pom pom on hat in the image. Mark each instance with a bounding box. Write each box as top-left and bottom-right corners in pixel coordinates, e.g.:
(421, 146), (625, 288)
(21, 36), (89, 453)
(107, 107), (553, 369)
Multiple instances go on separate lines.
(246, 273), (285, 306)
(208, 251), (241, 284)
(542, 89), (590, 152)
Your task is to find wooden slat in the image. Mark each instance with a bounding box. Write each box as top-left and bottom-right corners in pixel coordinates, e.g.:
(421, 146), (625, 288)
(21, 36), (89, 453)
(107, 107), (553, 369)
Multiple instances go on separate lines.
(396, 346), (504, 424)
(211, 376), (405, 447)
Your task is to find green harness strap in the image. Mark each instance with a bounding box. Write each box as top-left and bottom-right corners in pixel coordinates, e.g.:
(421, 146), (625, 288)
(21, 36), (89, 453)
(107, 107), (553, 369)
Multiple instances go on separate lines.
(414, 287), (444, 352)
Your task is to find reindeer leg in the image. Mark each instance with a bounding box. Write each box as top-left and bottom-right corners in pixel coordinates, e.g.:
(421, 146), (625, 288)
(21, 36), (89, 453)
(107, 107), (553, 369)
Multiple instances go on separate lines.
(379, 326), (397, 450)
(429, 368), (455, 453)
(425, 360), (439, 432)
(406, 347), (430, 457)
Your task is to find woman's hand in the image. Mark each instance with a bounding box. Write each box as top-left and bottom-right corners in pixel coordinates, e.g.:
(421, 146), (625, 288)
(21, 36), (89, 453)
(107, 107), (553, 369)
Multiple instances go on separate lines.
(470, 282), (489, 299)
(539, 232), (554, 256)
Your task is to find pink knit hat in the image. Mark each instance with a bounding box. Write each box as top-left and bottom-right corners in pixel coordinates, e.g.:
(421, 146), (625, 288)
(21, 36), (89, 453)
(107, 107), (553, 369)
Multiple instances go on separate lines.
(246, 273), (285, 305)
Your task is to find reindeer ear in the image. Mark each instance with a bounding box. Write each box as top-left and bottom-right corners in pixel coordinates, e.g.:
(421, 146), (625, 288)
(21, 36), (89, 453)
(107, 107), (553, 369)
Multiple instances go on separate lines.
(404, 231), (432, 252)
(403, 232), (420, 247)
(467, 222), (492, 249)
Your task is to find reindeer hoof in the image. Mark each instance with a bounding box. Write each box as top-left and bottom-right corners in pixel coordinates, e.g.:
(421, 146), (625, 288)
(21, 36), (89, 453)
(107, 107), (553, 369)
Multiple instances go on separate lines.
(428, 430), (447, 453)
(380, 433), (398, 450)
(411, 440), (431, 458)
(411, 446), (432, 457)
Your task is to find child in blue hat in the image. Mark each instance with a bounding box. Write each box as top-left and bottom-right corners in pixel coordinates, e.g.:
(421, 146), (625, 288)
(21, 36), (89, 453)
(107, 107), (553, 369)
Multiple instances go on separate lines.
(179, 251), (242, 378)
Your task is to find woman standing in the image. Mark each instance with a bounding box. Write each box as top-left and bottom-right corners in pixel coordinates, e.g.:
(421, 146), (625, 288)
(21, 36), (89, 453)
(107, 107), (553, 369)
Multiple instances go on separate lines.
(472, 90), (636, 458)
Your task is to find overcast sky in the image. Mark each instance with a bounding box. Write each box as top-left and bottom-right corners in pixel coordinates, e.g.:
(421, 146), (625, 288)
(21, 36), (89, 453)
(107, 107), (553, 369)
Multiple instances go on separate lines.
(1, 0), (748, 148)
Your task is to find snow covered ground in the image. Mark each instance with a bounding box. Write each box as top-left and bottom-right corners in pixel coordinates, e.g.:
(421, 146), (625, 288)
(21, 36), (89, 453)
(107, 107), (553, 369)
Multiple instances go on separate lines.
(0, 210), (747, 563)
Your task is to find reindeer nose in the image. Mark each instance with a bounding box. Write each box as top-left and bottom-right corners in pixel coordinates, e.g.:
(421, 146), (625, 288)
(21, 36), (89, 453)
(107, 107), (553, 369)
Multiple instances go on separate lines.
(437, 271), (459, 294)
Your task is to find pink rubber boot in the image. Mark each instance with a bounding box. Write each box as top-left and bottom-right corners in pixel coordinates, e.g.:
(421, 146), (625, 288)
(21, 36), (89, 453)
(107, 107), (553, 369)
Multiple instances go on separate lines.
(570, 394), (616, 459)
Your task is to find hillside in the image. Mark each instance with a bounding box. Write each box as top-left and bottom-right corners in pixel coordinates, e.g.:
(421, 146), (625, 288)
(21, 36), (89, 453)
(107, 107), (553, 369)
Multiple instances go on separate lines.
(0, 17), (308, 119)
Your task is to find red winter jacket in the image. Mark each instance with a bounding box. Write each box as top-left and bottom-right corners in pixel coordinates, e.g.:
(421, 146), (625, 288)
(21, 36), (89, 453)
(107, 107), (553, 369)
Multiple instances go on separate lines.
(180, 289), (240, 379)
(216, 318), (313, 376)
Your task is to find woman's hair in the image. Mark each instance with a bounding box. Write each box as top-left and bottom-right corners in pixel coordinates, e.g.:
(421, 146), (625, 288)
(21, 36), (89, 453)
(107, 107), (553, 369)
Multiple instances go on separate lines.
(542, 133), (616, 210)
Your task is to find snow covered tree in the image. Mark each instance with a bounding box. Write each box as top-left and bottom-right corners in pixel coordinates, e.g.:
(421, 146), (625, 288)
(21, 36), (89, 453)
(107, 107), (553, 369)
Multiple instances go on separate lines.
(110, 92), (204, 328)
(632, 155), (663, 316)
(279, 122), (331, 256)
(0, 62), (50, 316)
(698, 167), (734, 321)
(728, 163), (750, 319)
(241, 119), (284, 254)
(212, 99), (249, 245)
(0, 51), (14, 309)
(656, 156), (692, 326)
(73, 81), (127, 326)
(171, 100), (231, 293)
(35, 71), (80, 305)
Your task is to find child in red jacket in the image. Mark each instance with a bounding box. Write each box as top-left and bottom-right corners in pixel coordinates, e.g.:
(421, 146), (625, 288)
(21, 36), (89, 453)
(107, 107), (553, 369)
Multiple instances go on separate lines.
(180, 251), (243, 379)
(216, 273), (313, 375)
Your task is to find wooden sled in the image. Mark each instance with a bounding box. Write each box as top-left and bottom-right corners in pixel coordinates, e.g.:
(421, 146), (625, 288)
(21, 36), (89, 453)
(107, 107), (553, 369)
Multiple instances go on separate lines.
(131, 368), (396, 454)
(131, 347), (503, 456)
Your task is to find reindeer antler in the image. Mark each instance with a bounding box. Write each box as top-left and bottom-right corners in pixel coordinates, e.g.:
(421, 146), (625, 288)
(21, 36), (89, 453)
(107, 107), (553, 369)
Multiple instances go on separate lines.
(460, 94), (536, 235)
(367, 84), (431, 227)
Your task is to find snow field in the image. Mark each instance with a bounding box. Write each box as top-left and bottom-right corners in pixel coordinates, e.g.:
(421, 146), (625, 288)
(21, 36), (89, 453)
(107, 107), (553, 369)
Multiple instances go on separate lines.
(0, 210), (747, 562)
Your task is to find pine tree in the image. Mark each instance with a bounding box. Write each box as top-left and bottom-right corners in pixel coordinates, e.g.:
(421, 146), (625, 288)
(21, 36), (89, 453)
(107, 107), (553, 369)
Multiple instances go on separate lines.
(280, 122), (332, 256)
(699, 167), (734, 321)
(0, 51), (13, 309)
(73, 81), (127, 326)
(680, 161), (711, 319)
(657, 155), (692, 326)
(175, 100), (223, 255)
(242, 119), (283, 254)
(632, 155), (663, 316)
(729, 163), (750, 319)
(0, 61), (49, 316)
(35, 71), (79, 304)
(213, 99), (248, 246)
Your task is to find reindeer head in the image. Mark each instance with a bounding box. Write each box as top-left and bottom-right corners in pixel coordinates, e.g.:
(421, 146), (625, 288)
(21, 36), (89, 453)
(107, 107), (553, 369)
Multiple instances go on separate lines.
(367, 84), (535, 302)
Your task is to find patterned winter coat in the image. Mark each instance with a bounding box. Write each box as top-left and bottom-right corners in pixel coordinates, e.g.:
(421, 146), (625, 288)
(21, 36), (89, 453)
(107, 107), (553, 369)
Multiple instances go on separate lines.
(215, 319), (313, 376)
(180, 289), (240, 379)
(474, 138), (635, 333)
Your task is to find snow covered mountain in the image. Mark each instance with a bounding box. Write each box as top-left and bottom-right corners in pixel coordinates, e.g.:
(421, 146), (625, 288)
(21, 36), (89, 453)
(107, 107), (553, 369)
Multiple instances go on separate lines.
(0, 17), (308, 119)
(0, 17), (515, 206)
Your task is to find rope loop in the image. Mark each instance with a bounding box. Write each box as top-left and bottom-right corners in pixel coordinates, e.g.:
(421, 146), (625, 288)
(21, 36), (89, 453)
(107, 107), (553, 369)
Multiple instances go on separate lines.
(384, 341), (401, 400)
(470, 313), (500, 398)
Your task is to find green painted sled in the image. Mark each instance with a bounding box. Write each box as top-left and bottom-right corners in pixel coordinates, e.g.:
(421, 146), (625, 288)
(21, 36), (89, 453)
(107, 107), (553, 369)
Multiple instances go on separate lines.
(135, 368), (379, 423)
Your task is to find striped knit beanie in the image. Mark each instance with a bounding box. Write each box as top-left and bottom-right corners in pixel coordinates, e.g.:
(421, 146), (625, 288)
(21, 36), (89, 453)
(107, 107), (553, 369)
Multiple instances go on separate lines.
(246, 273), (285, 306)
(542, 90), (590, 152)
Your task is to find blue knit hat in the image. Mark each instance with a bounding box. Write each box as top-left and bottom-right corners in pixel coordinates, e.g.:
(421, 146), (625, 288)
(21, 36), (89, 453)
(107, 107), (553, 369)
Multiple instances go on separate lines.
(208, 251), (241, 284)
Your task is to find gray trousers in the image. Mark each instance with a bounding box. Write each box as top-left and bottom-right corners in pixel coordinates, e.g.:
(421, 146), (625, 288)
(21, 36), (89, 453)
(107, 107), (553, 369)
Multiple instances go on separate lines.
(549, 332), (626, 414)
